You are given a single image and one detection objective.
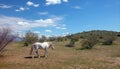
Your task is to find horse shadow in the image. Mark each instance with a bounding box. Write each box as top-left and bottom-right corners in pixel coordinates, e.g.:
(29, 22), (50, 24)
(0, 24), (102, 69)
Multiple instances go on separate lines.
(24, 56), (45, 59)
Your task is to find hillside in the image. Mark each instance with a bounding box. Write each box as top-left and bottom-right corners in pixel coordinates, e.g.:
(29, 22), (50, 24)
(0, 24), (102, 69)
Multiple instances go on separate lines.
(67, 30), (119, 39)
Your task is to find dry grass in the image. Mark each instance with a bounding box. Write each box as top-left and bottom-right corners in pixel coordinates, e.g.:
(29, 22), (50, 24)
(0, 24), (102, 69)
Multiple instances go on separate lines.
(0, 38), (120, 69)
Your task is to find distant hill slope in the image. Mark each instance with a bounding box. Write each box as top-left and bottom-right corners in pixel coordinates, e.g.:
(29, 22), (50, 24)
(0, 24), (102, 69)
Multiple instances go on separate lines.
(66, 30), (120, 39)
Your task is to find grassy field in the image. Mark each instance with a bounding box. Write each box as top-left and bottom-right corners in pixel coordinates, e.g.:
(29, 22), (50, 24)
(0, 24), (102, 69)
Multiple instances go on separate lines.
(0, 37), (120, 69)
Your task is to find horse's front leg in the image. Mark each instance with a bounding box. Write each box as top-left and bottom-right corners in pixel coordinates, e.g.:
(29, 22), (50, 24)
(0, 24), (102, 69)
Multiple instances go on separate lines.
(32, 49), (39, 58)
(44, 49), (48, 58)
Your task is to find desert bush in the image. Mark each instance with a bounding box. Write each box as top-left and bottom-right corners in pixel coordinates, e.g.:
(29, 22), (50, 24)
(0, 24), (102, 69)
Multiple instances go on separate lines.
(66, 35), (79, 47)
(0, 27), (16, 54)
(102, 35), (116, 45)
(117, 32), (120, 37)
(81, 39), (94, 49)
(103, 39), (113, 45)
(71, 35), (79, 41)
(66, 39), (75, 47)
(100, 32), (117, 45)
(81, 35), (98, 49)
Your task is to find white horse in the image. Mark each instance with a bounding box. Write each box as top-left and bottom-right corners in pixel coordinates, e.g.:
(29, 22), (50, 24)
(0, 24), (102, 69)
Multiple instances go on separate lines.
(29, 42), (54, 58)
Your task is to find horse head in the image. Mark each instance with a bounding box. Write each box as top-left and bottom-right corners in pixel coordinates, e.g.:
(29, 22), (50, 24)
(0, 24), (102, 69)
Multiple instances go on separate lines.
(49, 42), (55, 50)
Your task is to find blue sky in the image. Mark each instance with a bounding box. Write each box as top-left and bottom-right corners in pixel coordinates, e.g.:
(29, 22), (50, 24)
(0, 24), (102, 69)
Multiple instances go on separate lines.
(0, 0), (120, 37)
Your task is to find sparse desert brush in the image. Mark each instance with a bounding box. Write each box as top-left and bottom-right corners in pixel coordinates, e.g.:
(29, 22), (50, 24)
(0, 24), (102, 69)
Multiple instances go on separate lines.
(0, 27), (17, 54)
(81, 35), (98, 49)
(102, 34), (117, 45)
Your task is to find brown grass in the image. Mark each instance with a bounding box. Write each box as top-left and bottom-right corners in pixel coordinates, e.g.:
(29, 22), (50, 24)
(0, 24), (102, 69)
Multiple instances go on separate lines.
(0, 38), (120, 69)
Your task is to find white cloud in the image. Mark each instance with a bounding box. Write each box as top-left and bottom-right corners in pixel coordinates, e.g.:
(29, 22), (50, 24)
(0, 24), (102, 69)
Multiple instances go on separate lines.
(15, 7), (29, 12)
(62, 32), (71, 36)
(27, 1), (33, 6)
(62, 0), (68, 2)
(34, 19), (55, 27)
(0, 15), (31, 31)
(0, 15), (63, 32)
(35, 19), (54, 24)
(18, 21), (30, 26)
(55, 24), (67, 30)
(46, 0), (68, 5)
(46, 0), (61, 5)
(38, 12), (48, 15)
(19, 7), (25, 11)
(56, 27), (67, 30)
(15, 1), (39, 12)
(33, 31), (41, 34)
(33, 4), (39, 7)
(26, 1), (39, 7)
(0, 4), (12, 8)
(45, 29), (52, 33)
(73, 6), (81, 9)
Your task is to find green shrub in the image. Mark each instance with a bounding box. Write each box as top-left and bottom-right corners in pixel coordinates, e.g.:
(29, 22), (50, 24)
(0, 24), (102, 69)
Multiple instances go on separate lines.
(24, 42), (29, 46)
(103, 39), (113, 45)
(81, 39), (93, 49)
(101, 33), (116, 45)
(81, 35), (98, 49)
(102, 36), (114, 45)
(66, 39), (75, 47)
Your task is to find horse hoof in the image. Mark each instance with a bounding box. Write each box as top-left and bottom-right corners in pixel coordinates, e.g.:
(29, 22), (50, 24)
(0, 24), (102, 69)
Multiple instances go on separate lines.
(45, 56), (47, 58)
(38, 56), (40, 58)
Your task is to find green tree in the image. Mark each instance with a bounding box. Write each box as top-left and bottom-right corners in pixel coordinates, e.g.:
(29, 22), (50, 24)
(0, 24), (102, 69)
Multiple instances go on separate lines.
(48, 36), (56, 41)
(39, 35), (47, 42)
(24, 31), (38, 46)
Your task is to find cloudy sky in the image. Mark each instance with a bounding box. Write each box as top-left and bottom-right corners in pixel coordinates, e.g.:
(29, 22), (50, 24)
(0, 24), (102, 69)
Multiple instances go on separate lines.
(0, 0), (120, 37)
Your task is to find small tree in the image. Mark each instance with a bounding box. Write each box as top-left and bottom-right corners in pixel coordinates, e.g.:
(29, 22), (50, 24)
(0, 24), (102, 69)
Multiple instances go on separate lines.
(24, 31), (38, 46)
(0, 27), (16, 54)
(48, 36), (56, 41)
(39, 35), (47, 42)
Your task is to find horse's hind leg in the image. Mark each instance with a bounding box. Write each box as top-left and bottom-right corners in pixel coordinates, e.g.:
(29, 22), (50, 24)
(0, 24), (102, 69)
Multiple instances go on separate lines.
(35, 50), (40, 58)
(44, 49), (48, 58)
(32, 49), (35, 58)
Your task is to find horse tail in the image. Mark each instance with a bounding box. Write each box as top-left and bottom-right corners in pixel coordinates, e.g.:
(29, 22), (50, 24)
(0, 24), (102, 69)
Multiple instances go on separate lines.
(29, 45), (34, 55)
